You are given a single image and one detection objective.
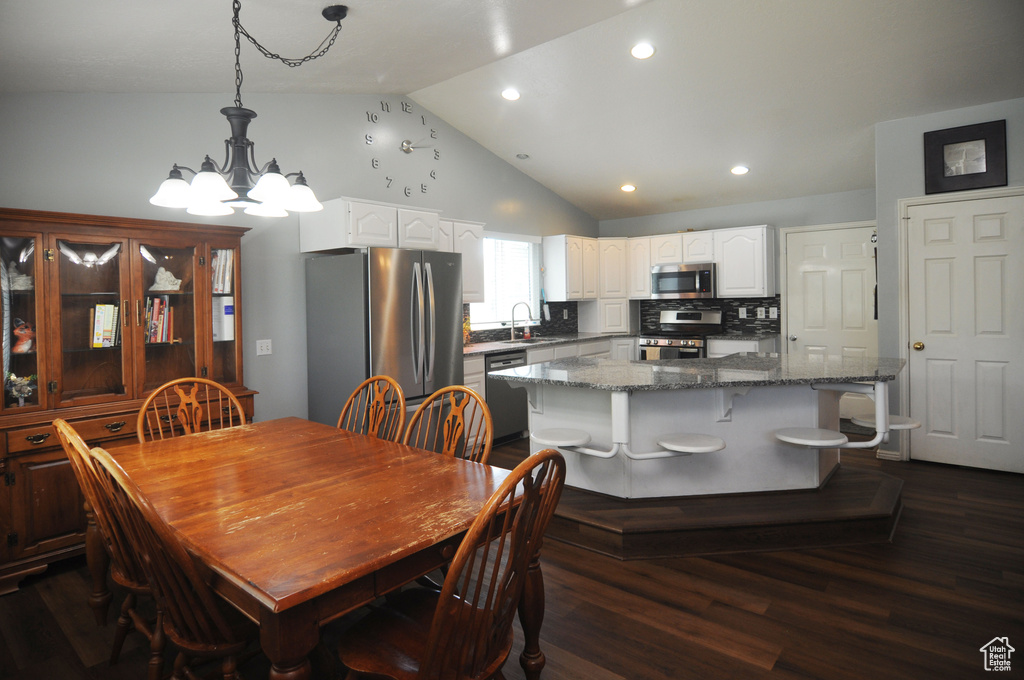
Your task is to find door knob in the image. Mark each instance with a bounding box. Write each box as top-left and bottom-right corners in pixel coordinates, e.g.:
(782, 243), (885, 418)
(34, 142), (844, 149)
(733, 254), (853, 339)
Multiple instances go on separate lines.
(913, 341), (925, 351)
(789, 335), (798, 341)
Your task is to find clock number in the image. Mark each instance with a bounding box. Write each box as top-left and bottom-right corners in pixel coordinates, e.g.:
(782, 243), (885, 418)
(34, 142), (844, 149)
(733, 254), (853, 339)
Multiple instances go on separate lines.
(385, 176), (393, 188)
(404, 186), (412, 197)
(380, 100), (391, 113)
(433, 149), (441, 161)
(421, 184), (428, 194)
(365, 134), (374, 145)
(366, 111), (378, 123)
(421, 115), (428, 126)
(371, 158), (379, 169)
(429, 170), (436, 180)
(401, 101), (413, 114)
(430, 128), (438, 139)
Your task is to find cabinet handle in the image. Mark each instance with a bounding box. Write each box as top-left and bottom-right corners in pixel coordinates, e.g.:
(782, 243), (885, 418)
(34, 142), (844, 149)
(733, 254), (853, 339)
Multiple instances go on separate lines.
(104, 421), (127, 433)
(137, 299), (144, 327)
(159, 414), (178, 423)
(25, 433), (51, 445)
(122, 300), (129, 327)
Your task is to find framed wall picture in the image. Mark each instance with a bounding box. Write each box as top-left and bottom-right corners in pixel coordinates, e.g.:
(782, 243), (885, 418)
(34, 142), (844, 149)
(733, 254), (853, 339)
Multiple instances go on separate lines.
(924, 119), (1007, 194)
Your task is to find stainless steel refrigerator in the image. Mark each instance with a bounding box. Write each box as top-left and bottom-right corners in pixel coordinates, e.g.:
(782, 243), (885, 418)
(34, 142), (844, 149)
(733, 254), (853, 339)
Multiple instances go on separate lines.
(305, 248), (464, 426)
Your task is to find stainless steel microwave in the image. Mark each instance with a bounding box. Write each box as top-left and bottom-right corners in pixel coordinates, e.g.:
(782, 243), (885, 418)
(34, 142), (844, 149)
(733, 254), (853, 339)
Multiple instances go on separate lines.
(650, 262), (716, 299)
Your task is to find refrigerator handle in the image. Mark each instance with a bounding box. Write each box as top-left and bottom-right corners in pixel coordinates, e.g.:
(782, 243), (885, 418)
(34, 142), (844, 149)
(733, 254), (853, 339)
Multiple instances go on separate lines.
(424, 262), (436, 381)
(412, 260), (425, 384)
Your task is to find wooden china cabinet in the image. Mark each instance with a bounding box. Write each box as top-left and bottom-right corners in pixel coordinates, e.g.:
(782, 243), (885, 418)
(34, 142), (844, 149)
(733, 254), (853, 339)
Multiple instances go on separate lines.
(0, 208), (254, 593)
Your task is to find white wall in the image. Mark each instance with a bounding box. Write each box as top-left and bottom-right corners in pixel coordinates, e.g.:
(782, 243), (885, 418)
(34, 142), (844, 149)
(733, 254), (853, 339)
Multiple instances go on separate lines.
(599, 189), (876, 236)
(0, 92), (597, 421)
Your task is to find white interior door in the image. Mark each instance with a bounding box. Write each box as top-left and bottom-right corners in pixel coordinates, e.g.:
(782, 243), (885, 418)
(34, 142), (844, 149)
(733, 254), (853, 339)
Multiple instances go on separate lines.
(907, 194), (1023, 472)
(785, 225), (877, 418)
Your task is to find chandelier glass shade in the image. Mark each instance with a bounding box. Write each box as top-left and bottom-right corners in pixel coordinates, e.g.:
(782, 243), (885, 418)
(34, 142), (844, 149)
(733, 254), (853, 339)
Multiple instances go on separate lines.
(150, 1), (348, 217)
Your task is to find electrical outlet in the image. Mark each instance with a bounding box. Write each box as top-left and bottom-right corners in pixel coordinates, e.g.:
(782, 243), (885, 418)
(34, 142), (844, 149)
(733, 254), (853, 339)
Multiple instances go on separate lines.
(738, 308), (747, 319)
(256, 339), (272, 356)
(756, 307), (765, 319)
(563, 309), (568, 320)
(769, 307), (778, 319)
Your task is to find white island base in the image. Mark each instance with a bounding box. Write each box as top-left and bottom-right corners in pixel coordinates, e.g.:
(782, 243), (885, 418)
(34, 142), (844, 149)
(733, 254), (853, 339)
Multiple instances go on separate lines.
(525, 383), (841, 499)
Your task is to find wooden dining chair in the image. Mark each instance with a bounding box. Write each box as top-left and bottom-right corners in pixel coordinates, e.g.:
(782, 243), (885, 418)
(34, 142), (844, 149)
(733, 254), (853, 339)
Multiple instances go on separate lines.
(53, 418), (163, 669)
(403, 386), (493, 463)
(88, 444), (258, 680)
(137, 377), (247, 443)
(337, 375), (406, 441)
(336, 448), (566, 680)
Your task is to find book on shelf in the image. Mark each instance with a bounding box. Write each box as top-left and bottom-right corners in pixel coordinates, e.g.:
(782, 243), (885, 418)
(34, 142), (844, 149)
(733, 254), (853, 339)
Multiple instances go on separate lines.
(90, 303), (120, 348)
(91, 304), (106, 348)
(212, 249), (233, 295)
(212, 296), (235, 342)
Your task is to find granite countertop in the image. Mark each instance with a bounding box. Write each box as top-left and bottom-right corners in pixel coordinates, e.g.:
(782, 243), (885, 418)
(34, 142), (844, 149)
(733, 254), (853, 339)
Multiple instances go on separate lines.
(488, 352), (906, 391)
(463, 332), (634, 357)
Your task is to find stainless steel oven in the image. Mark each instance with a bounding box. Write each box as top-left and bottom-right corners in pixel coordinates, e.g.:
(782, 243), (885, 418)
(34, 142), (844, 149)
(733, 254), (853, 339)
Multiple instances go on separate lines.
(651, 262), (716, 299)
(638, 309), (722, 361)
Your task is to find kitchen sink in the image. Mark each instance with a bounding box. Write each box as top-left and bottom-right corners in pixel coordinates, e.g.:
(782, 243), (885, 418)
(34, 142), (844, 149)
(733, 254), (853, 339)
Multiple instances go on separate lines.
(504, 338), (545, 344)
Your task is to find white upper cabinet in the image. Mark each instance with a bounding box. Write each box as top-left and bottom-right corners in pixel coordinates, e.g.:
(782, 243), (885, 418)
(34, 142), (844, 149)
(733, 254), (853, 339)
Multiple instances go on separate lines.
(681, 231), (715, 263)
(712, 225), (776, 297)
(543, 235), (598, 301)
(439, 219), (485, 303)
(597, 238), (628, 298)
(299, 198), (440, 252)
(627, 236), (651, 299)
(649, 233), (684, 264)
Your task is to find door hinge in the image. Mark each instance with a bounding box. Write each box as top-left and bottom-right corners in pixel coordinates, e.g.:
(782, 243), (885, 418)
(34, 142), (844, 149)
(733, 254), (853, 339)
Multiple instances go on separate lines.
(44, 248), (55, 262)
(4, 472), (14, 486)
(48, 381), (58, 393)
(199, 255), (206, 266)
(7, 532), (17, 547)
(201, 366), (208, 378)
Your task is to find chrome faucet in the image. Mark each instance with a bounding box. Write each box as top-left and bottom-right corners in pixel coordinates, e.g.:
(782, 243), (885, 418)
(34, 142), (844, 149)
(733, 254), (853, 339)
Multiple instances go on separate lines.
(511, 301), (533, 340)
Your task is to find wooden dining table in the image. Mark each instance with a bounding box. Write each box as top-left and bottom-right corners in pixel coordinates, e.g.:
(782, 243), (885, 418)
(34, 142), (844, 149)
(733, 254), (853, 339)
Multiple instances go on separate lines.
(96, 417), (550, 680)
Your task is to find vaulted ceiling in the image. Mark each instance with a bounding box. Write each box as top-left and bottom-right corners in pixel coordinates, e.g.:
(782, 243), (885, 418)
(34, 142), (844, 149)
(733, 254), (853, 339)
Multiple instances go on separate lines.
(2, 0), (1023, 219)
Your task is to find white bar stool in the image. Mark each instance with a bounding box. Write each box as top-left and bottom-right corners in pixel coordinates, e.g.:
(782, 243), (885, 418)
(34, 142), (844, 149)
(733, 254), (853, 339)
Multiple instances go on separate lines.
(774, 427), (849, 447)
(850, 413), (921, 431)
(656, 433), (726, 455)
(530, 427), (618, 458)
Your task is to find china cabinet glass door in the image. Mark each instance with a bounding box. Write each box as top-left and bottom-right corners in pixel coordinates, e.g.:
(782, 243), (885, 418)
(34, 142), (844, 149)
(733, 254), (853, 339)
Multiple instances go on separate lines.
(53, 237), (132, 406)
(0, 234), (45, 412)
(134, 241), (198, 394)
(208, 245), (239, 385)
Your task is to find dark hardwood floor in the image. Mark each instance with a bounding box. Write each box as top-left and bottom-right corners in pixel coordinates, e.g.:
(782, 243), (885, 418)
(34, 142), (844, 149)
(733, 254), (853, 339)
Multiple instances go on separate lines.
(2, 440), (1021, 679)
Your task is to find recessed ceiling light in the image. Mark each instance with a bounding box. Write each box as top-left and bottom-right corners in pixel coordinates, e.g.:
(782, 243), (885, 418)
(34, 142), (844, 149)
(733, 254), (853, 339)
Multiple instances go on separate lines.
(630, 43), (655, 59)
(516, 153), (530, 160)
(621, 184), (637, 192)
(731, 165), (750, 175)
(501, 88), (520, 101)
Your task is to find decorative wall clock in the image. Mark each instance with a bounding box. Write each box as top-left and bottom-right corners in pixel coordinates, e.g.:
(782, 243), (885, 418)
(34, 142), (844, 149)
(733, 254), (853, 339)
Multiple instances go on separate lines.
(364, 98), (440, 197)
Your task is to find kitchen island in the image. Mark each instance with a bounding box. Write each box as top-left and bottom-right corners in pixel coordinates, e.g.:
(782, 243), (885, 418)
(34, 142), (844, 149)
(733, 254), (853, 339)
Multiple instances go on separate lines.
(489, 353), (905, 499)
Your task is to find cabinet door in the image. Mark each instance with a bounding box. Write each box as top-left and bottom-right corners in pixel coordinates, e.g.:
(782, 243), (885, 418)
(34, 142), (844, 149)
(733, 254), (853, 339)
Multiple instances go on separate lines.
(610, 338), (636, 360)
(627, 237), (651, 299)
(0, 232), (48, 414)
(650, 234), (684, 264)
(5, 448), (86, 563)
(463, 356), (485, 400)
(48, 235), (133, 407)
(207, 243), (242, 386)
(397, 209), (440, 250)
(453, 221), (485, 303)
(598, 238), (628, 298)
(437, 219), (455, 252)
(713, 226), (771, 297)
(565, 237), (584, 299)
(581, 238), (599, 299)
(682, 231), (715, 263)
(132, 238), (200, 395)
(349, 201), (398, 247)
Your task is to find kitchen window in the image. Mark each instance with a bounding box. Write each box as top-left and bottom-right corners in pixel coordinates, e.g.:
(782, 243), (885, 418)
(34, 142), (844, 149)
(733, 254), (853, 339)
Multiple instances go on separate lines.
(469, 236), (541, 327)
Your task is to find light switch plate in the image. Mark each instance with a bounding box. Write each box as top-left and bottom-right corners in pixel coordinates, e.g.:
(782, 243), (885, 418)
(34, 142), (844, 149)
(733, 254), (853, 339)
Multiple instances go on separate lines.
(756, 307), (765, 319)
(738, 308), (747, 319)
(769, 307), (778, 319)
(256, 339), (272, 356)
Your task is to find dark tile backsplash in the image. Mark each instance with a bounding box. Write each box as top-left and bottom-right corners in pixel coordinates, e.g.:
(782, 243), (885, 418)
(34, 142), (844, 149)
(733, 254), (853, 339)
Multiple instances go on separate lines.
(640, 297), (781, 335)
(464, 301), (578, 344)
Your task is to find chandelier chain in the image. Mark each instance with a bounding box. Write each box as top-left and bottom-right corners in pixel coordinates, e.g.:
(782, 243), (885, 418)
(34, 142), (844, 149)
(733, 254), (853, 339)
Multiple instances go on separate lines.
(231, 0), (343, 108)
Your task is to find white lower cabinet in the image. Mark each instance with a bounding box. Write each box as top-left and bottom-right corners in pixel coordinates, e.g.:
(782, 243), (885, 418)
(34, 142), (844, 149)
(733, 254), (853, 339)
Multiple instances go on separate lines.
(527, 347), (555, 364)
(707, 336), (778, 358)
(463, 355), (486, 400)
(610, 337), (636, 360)
(577, 339), (612, 359)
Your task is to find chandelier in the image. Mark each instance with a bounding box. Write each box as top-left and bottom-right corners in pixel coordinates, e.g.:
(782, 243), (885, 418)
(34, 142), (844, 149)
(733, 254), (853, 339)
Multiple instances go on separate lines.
(150, 1), (348, 217)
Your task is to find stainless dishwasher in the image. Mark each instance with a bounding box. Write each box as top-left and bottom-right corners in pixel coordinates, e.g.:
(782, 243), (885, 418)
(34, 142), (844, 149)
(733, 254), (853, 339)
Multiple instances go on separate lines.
(485, 350), (529, 442)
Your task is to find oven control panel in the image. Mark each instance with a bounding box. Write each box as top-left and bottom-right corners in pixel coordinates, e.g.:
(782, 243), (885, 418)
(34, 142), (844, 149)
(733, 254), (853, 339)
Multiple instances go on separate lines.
(640, 337), (704, 348)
